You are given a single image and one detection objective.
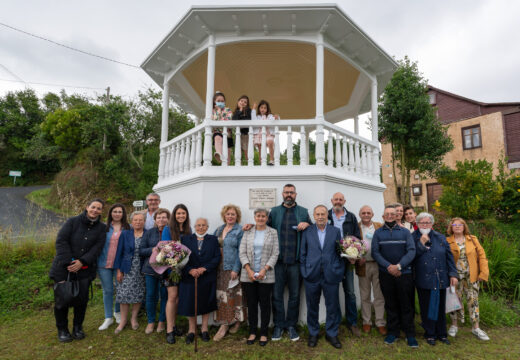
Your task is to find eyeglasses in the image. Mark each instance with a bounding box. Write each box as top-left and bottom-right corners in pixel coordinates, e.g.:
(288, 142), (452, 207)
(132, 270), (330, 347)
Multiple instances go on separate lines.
(283, 191), (295, 195)
(451, 224), (464, 227)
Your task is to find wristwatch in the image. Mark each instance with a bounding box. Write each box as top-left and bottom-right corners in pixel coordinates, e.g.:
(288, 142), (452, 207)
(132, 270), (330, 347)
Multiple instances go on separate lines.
(396, 264), (402, 271)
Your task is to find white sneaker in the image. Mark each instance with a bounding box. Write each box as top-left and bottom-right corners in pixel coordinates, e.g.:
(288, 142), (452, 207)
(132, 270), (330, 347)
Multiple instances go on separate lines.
(99, 318), (114, 330)
(448, 325), (458, 337)
(472, 328), (490, 341)
(114, 312), (121, 324)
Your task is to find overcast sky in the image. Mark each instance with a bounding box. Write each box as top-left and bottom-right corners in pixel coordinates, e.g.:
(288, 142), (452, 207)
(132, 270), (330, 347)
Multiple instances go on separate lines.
(1, 0), (518, 138)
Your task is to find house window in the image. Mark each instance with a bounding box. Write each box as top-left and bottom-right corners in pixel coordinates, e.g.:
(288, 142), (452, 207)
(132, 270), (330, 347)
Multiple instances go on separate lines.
(428, 93), (436, 105)
(462, 125), (481, 150)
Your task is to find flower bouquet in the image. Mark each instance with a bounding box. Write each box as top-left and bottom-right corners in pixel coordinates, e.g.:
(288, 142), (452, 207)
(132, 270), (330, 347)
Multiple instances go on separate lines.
(338, 235), (369, 260)
(150, 240), (191, 283)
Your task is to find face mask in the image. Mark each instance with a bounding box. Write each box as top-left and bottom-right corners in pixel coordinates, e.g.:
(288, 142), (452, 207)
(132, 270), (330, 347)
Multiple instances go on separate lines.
(216, 101), (225, 109)
(419, 228), (431, 235)
(385, 221), (396, 228)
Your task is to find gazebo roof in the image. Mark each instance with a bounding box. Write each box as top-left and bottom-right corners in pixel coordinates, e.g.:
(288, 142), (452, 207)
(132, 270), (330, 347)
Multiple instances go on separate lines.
(142, 4), (397, 121)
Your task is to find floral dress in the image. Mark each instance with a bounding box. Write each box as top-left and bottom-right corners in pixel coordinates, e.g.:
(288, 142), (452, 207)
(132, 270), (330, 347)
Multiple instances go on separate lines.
(214, 233), (247, 325)
(450, 242), (480, 324)
(116, 236), (145, 304)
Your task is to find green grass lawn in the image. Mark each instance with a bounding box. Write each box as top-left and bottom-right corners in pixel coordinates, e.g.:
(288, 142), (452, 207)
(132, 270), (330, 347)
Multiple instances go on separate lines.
(1, 299), (519, 360)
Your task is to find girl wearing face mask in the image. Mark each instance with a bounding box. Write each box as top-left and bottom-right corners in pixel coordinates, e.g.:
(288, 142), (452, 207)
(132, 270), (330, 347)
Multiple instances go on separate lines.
(412, 212), (459, 346)
(212, 91), (234, 164)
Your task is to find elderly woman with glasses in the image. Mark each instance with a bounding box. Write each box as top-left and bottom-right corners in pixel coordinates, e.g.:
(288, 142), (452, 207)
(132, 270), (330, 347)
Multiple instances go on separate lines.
(412, 212), (458, 346)
(446, 217), (489, 341)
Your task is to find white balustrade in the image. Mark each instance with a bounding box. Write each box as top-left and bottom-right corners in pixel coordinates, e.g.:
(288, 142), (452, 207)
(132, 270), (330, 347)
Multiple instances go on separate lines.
(156, 119), (381, 183)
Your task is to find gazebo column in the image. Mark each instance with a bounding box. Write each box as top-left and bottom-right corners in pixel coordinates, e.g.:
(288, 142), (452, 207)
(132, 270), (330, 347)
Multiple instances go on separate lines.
(204, 34), (216, 120)
(315, 33), (325, 166)
(158, 78), (170, 181)
(354, 115), (359, 135)
(203, 34), (216, 167)
(371, 78), (380, 177)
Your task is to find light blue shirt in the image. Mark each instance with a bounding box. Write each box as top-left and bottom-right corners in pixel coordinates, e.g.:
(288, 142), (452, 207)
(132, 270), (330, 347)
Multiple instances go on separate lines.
(317, 226), (326, 250)
(253, 230), (266, 272)
(332, 211), (346, 238)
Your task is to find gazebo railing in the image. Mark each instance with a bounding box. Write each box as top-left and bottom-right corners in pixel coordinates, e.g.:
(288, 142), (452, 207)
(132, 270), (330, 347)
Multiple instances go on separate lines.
(157, 119), (380, 183)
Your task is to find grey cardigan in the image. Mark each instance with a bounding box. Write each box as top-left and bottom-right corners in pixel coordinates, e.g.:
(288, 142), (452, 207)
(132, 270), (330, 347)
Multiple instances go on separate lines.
(239, 226), (279, 283)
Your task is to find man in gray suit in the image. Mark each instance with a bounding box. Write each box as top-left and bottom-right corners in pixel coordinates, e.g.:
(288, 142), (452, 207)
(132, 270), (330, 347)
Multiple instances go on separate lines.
(300, 205), (345, 349)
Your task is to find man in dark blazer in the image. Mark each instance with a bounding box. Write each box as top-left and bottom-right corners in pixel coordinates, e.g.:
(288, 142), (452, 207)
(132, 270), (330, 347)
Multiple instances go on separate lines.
(300, 205), (345, 349)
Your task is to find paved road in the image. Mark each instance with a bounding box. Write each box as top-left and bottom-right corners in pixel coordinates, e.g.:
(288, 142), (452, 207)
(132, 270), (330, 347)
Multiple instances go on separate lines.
(0, 186), (65, 241)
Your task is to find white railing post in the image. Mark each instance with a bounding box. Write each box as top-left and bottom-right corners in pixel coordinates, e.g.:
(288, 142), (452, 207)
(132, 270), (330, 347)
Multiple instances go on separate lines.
(366, 145), (373, 178)
(184, 137), (191, 172)
(190, 134), (196, 169)
(355, 140), (361, 173)
(174, 143), (181, 174)
(287, 126), (293, 166)
(247, 126), (254, 167)
(196, 130), (202, 168)
(169, 144), (175, 177)
(335, 135), (341, 168)
(300, 126), (307, 166)
(348, 139), (355, 172)
(163, 146), (171, 179)
(373, 146), (380, 179)
(179, 139), (185, 173)
(234, 127), (241, 167)
(316, 124), (325, 166)
(260, 126), (267, 167)
(327, 130), (334, 168)
(361, 144), (368, 176)
(203, 126), (212, 167)
(222, 126), (228, 167)
(342, 136), (348, 171)
(274, 126), (280, 166)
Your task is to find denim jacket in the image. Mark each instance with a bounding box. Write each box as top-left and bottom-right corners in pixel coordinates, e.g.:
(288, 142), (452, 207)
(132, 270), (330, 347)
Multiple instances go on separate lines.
(97, 225), (114, 268)
(213, 223), (243, 273)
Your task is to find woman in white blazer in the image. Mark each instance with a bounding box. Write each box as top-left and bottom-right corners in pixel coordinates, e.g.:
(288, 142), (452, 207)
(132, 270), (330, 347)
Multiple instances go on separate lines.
(239, 208), (279, 346)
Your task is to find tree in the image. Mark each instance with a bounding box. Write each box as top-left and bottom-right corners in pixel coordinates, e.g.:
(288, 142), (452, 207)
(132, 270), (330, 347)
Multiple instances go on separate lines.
(378, 57), (453, 204)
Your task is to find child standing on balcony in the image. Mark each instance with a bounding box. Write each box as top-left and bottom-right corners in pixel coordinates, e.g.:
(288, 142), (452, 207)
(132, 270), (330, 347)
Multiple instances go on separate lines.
(232, 95), (252, 162)
(212, 91), (233, 165)
(252, 100), (278, 165)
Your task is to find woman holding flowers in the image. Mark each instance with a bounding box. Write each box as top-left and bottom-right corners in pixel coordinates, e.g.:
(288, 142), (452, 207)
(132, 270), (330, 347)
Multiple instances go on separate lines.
(446, 217), (489, 341)
(139, 208), (170, 336)
(178, 218), (221, 344)
(113, 211), (147, 334)
(213, 204), (246, 341)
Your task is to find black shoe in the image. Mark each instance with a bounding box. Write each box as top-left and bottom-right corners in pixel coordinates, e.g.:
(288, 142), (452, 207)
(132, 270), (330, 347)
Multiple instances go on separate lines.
(72, 326), (85, 340)
(325, 335), (342, 349)
(438, 337), (450, 345)
(185, 332), (195, 344)
(426, 338), (436, 346)
(308, 335), (318, 347)
(201, 331), (210, 342)
(57, 329), (73, 343)
(166, 332), (176, 344)
(259, 339), (268, 346)
(173, 326), (184, 337)
(247, 336), (256, 345)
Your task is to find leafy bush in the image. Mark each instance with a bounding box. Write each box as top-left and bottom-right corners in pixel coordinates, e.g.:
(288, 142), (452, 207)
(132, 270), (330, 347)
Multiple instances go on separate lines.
(496, 173), (520, 223)
(436, 160), (503, 219)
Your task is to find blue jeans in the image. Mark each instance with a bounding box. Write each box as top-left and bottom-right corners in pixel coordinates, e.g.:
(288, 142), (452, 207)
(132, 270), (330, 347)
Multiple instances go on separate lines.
(341, 265), (358, 326)
(145, 275), (167, 323)
(98, 268), (120, 318)
(272, 262), (301, 329)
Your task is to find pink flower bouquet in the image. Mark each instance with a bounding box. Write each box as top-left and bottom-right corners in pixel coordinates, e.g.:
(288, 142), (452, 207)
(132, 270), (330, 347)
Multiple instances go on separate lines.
(150, 240), (191, 283)
(338, 235), (369, 260)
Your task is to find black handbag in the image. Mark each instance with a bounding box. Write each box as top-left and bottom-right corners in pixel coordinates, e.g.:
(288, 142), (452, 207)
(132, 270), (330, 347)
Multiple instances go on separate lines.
(53, 272), (80, 309)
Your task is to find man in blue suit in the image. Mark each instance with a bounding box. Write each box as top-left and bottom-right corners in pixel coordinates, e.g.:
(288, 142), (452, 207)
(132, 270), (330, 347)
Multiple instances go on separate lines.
(300, 205), (345, 349)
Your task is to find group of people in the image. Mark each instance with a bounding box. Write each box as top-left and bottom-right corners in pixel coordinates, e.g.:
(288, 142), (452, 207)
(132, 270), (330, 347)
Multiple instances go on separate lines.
(49, 185), (490, 350)
(212, 92), (279, 165)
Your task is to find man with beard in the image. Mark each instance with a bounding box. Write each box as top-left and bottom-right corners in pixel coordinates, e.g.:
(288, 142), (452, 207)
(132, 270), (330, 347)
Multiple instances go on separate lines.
(268, 184), (311, 341)
(327, 192), (362, 337)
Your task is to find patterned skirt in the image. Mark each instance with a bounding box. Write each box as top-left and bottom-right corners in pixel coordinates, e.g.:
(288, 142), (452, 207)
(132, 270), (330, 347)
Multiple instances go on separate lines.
(214, 254), (247, 325)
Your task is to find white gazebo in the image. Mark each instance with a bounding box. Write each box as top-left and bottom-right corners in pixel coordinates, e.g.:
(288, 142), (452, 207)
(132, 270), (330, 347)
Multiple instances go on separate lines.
(141, 3), (396, 324)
